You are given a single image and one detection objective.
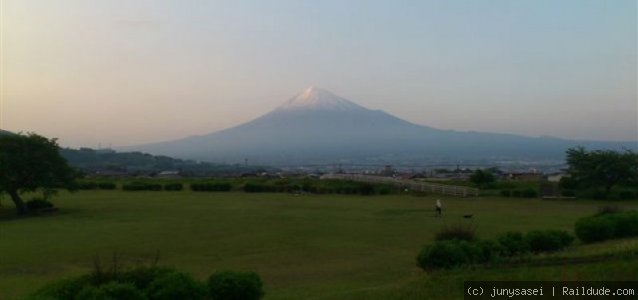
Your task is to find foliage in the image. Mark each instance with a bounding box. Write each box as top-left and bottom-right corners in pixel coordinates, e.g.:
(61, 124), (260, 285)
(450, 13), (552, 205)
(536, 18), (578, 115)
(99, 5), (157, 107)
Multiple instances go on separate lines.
(208, 271), (264, 300)
(26, 198), (55, 212)
(163, 183), (183, 191)
(117, 267), (176, 291)
(611, 211), (638, 238)
(32, 277), (91, 300)
(59, 147), (270, 177)
(576, 211), (638, 243)
(434, 222), (478, 242)
(30, 263), (267, 300)
(575, 216), (615, 243)
(520, 188), (538, 198)
(244, 182), (279, 193)
(497, 232), (529, 256)
(500, 188), (538, 198)
(191, 182), (233, 192)
(561, 147), (638, 196)
(122, 182), (163, 191)
(417, 240), (484, 270)
(474, 239), (502, 263)
(469, 170), (495, 188)
(97, 182), (117, 190)
(0, 133), (76, 215)
(78, 182), (99, 190)
(525, 230), (573, 253)
(77, 182), (117, 190)
(618, 190), (637, 200)
(145, 271), (206, 300)
(76, 282), (146, 300)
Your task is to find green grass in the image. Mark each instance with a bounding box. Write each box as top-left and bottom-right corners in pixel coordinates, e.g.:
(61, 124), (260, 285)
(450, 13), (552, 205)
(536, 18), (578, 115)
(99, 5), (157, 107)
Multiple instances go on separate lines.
(1, 191), (637, 299)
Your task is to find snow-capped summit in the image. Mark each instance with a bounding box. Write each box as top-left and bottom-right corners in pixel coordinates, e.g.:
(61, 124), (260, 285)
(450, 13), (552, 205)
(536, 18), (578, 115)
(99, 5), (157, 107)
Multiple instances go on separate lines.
(276, 86), (366, 112)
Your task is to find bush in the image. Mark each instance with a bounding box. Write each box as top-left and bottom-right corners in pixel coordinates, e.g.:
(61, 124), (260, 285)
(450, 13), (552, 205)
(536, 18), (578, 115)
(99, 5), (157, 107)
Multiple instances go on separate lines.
(497, 232), (529, 256)
(78, 181), (99, 190)
(435, 222), (477, 242)
(561, 190), (576, 197)
(358, 183), (375, 195)
(609, 211), (638, 238)
(520, 188), (538, 198)
(122, 182), (163, 191)
(243, 183), (278, 193)
(618, 190), (636, 200)
(118, 266), (177, 290)
(555, 230), (575, 246)
(71, 286), (105, 300)
(29, 264), (265, 300)
(504, 188), (538, 198)
(208, 271), (264, 300)
(26, 198), (54, 211)
(417, 240), (482, 270)
(378, 186), (393, 195)
(475, 239), (502, 263)
(191, 182), (232, 192)
(163, 183), (184, 191)
(146, 271), (206, 300)
(32, 276), (91, 300)
(575, 216), (616, 243)
(590, 189), (608, 200)
(97, 182), (117, 190)
(525, 230), (573, 253)
(76, 282), (146, 300)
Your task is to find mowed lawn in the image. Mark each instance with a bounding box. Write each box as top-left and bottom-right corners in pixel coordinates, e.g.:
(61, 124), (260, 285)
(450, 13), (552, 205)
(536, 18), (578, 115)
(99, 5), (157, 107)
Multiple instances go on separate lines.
(1, 191), (637, 299)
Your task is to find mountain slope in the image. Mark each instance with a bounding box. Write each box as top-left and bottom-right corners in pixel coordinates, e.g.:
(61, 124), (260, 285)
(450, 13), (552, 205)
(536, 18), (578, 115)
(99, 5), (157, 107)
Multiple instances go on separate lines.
(0, 129), (14, 136)
(126, 87), (637, 165)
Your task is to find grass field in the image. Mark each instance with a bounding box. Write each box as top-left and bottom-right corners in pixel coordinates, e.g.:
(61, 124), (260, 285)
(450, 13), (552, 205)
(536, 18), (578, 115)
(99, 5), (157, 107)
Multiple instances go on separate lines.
(1, 191), (637, 299)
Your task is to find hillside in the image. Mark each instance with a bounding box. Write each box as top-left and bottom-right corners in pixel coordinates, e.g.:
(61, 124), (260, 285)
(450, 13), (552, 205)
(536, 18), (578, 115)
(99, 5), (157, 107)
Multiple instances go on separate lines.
(60, 148), (271, 176)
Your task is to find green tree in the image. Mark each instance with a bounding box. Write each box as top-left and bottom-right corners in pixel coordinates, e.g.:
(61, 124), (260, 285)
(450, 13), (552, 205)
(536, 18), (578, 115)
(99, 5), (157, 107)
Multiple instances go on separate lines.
(0, 133), (76, 215)
(470, 169), (495, 188)
(562, 147), (638, 196)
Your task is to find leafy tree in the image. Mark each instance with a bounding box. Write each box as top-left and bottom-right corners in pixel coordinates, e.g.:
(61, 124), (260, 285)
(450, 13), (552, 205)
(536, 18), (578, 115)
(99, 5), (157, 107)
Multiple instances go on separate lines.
(562, 147), (638, 196)
(470, 169), (495, 187)
(0, 133), (76, 215)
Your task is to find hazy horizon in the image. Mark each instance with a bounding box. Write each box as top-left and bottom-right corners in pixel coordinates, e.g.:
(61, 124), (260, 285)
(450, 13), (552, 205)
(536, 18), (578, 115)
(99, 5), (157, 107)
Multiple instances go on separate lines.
(1, 0), (637, 148)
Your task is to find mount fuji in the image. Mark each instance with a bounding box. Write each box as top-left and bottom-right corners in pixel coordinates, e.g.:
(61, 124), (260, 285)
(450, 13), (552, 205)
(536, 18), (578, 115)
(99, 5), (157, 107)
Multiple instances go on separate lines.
(125, 87), (636, 165)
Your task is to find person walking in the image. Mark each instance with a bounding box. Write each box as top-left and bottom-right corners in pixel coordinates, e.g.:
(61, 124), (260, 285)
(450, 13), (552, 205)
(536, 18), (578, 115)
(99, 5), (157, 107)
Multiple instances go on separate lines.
(435, 199), (442, 217)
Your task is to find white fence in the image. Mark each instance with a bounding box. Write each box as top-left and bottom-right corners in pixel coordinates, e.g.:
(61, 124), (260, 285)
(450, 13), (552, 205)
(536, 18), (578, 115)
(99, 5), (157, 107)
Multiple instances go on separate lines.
(321, 174), (479, 197)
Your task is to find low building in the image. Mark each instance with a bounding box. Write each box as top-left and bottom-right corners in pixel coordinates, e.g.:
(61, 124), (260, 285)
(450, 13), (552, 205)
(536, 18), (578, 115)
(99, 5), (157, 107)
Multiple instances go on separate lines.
(157, 170), (182, 178)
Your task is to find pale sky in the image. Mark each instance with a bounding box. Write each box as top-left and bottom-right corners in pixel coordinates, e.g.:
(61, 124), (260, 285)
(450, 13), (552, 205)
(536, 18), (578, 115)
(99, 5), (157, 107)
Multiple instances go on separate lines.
(1, 0), (636, 148)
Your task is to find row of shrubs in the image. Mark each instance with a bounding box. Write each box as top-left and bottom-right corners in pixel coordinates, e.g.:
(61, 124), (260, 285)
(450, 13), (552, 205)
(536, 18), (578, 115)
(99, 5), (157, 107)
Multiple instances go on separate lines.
(191, 182), (232, 192)
(76, 181), (117, 190)
(119, 180), (394, 195)
(121, 182), (184, 191)
(418, 224), (574, 270)
(499, 188), (538, 198)
(28, 266), (263, 300)
(575, 209), (638, 243)
(583, 189), (637, 200)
